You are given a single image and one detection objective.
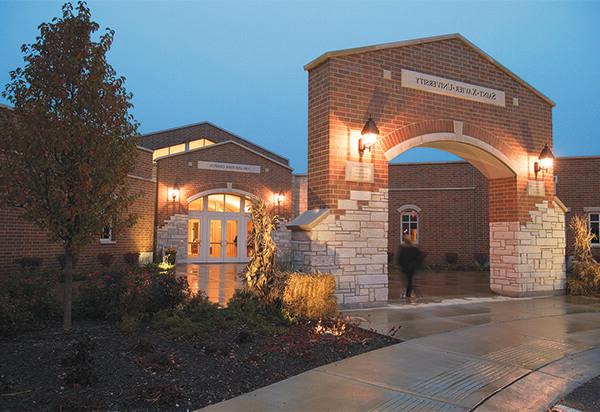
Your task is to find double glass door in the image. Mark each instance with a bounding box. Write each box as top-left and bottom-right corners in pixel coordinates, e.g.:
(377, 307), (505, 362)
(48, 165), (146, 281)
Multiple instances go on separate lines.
(187, 214), (249, 263)
(208, 218), (238, 260)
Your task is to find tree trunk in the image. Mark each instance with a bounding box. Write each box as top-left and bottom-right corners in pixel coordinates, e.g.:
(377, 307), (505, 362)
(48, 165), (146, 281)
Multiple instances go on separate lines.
(63, 248), (73, 331)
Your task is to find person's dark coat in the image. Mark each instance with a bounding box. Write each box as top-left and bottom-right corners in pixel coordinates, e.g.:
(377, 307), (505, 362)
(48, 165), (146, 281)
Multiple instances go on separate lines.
(397, 244), (423, 274)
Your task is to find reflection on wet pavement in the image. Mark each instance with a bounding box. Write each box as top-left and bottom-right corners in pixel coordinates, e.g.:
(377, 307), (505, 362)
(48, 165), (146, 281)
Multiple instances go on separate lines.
(176, 266), (493, 307)
(388, 267), (494, 302)
(177, 263), (244, 306)
(344, 295), (600, 341)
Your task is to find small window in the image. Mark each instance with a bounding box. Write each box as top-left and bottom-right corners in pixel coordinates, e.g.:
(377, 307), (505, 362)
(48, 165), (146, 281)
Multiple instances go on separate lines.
(401, 211), (418, 244)
(169, 143), (186, 155)
(188, 138), (215, 150)
(590, 213), (600, 244)
(100, 224), (114, 243)
(152, 147), (169, 160)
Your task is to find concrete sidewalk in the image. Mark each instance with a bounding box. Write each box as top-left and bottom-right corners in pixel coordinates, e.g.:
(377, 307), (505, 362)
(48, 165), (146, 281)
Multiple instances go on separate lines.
(201, 296), (600, 411)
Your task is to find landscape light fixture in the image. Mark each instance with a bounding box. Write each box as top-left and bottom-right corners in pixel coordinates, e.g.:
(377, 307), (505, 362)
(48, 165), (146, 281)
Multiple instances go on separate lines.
(359, 115), (379, 153)
(534, 144), (555, 178)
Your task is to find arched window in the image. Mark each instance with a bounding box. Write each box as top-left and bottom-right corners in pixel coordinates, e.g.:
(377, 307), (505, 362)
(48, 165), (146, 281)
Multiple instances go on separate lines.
(188, 193), (252, 214)
(398, 205), (421, 244)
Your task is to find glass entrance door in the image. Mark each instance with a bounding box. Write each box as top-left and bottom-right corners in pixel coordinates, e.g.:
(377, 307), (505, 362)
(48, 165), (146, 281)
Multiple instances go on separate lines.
(188, 219), (201, 258)
(207, 217), (243, 262)
(185, 193), (252, 263)
(209, 219), (222, 259)
(225, 220), (238, 258)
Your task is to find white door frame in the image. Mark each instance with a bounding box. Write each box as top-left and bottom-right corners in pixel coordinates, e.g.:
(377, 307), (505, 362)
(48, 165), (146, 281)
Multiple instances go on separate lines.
(186, 212), (250, 263)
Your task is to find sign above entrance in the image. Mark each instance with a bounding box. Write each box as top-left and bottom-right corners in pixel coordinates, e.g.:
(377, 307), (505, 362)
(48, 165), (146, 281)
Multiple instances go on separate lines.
(401, 69), (506, 107)
(197, 161), (261, 174)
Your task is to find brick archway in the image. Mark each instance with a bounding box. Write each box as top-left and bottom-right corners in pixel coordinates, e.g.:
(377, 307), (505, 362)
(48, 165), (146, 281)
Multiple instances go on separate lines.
(294, 35), (566, 306)
(380, 119), (518, 180)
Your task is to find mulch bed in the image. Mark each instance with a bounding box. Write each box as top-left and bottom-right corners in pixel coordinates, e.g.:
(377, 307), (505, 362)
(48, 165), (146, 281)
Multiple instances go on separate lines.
(0, 320), (398, 411)
(557, 374), (600, 412)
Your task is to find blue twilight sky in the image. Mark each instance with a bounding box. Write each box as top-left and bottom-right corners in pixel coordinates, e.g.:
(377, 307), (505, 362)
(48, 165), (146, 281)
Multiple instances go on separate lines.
(1, 0), (599, 173)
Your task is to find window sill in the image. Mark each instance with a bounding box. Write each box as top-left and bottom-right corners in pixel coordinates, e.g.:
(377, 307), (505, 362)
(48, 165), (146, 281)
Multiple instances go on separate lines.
(592, 243), (600, 248)
(99, 239), (117, 245)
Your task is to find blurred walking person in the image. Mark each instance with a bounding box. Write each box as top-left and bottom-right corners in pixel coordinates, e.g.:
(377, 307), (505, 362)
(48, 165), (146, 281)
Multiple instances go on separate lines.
(397, 234), (423, 303)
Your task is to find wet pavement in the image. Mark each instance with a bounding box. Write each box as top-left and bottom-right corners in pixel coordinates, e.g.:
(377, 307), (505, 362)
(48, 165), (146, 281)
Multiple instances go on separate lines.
(201, 295), (600, 412)
(388, 268), (493, 302)
(176, 263), (244, 305)
(177, 263), (493, 307)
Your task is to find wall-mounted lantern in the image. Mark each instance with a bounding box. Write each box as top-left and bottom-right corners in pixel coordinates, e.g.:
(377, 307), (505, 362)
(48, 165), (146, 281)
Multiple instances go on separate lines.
(534, 144), (555, 179)
(276, 192), (285, 205)
(168, 181), (180, 203)
(276, 192), (285, 214)
(359, 115), (379, 154)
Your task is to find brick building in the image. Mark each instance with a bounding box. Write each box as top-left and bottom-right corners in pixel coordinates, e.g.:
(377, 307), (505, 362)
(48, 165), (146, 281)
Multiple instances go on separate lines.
(387, 158), (600, 266)
(0, 117), (299, 272)
(0, 145), (156, 274)
(388, 161), (488, 264)
(1, 34), (598, 305)
(137, 122), (296, 264)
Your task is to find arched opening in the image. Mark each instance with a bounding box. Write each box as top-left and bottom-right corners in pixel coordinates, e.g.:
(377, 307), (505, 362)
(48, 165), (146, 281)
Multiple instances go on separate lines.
(184, 190), (255, 264)
(384, 129), (518, 301)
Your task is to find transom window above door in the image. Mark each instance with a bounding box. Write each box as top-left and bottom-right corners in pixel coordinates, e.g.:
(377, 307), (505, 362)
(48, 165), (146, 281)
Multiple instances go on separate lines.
(188, 193), (253, 213)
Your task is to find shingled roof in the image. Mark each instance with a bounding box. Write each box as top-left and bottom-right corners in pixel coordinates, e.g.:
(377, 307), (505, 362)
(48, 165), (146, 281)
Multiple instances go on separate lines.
(137, 121), (289, 166)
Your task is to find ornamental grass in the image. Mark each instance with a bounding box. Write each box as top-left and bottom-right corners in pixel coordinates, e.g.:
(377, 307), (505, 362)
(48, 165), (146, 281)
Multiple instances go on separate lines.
(281, 272), (338, 319)
(568, 215), (600, 296)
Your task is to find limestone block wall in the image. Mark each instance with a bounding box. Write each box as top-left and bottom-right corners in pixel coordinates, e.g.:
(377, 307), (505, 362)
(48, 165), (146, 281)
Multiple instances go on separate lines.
(490, 200), (566, 296)
(156, 214), (188, 261)
(272, 221), (292, 266)
(290, 189), (389, 306)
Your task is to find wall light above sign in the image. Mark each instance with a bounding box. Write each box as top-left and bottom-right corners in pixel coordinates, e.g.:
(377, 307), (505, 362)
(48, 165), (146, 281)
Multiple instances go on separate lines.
(401, 69), (506, 107)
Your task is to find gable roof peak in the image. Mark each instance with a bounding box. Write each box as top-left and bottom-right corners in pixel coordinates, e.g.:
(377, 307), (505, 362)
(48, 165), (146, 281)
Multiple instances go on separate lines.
(304, 33), (554, 107)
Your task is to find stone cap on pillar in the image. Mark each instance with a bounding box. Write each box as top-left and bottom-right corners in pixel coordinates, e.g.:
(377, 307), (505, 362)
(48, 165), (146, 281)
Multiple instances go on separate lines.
(554, 197), (568, 213)
(286, 209), (330, 232)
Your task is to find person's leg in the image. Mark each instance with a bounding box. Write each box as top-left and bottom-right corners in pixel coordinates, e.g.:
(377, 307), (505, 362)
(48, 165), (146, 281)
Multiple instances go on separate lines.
(405, 271), (414, 298)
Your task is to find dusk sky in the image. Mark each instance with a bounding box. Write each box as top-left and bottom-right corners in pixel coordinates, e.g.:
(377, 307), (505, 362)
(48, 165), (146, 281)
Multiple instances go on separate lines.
(1, 0), (599, 173)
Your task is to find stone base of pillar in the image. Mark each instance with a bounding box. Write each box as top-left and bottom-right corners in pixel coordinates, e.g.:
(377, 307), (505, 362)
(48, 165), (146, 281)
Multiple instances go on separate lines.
(290, 189), (389, 306)
(490, 200), (566, 297)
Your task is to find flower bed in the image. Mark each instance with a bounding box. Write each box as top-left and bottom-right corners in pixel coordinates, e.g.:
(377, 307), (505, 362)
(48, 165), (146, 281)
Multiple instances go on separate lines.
(0, 266), (398, 410)
(0, 318), (396, 411)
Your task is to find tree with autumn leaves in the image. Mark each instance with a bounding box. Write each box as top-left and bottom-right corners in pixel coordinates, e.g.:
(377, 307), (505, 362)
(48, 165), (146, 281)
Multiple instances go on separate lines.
(0, 2), (139, 330)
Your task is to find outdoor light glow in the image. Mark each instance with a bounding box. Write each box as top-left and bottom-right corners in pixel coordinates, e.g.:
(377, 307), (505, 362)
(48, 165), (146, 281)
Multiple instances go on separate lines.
(276, 193), (285, 204)
(359, 115), (379, 153)
(168, 187), (180, 201)
(540, 156), (553, 169)
(534, 143), (555, 178)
